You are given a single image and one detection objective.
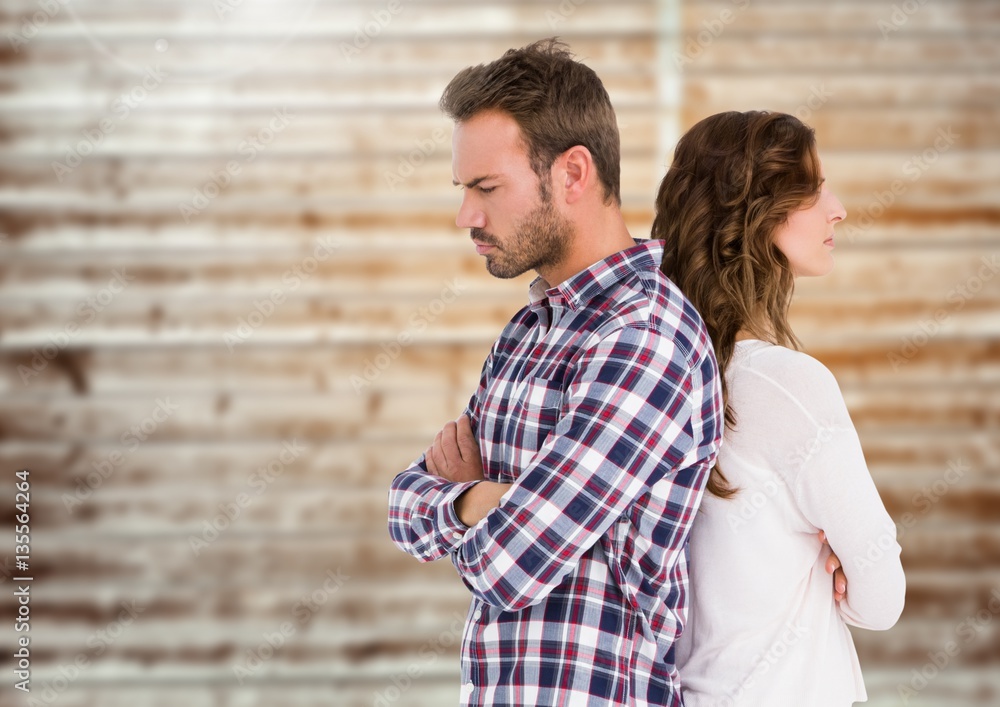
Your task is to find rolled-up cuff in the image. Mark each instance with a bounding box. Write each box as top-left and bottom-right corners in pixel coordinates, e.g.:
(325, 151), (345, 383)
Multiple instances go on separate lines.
(435, 479), (482, 549)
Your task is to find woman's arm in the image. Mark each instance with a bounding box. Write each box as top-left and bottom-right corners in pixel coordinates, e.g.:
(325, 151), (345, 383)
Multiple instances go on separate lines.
(750, 350), (905, 630)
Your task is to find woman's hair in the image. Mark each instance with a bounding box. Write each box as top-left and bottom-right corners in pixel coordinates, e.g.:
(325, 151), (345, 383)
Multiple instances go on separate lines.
(652, 110), (822, 498)
(439, 37), (621, 206)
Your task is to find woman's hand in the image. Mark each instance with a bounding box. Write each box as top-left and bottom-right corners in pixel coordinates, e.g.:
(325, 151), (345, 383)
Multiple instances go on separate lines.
(820, 530), (847, 602)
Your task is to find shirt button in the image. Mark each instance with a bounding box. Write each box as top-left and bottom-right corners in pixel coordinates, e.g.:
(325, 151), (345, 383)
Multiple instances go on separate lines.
(473, 609), (482, 620)
(452, 531), (463, 540)
(461, 682), (474, 698)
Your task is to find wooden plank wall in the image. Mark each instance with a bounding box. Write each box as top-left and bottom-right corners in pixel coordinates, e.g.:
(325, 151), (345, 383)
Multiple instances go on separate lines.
(0, 1), (997, 705)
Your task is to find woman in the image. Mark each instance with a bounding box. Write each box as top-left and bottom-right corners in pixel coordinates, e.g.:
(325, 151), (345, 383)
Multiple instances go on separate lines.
(653, 111), (905, 705)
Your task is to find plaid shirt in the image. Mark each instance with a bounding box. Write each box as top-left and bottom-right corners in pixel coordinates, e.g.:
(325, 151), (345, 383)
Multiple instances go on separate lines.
(388, 240), (723, 706)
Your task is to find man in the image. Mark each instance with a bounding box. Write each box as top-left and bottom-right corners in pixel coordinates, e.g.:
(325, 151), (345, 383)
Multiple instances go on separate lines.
(387, 39), (722, 706)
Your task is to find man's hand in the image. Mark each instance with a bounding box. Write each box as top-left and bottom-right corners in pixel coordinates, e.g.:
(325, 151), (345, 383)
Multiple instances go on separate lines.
(424, 415), (509, 528)
(819, 530), (847, 602)
(425, 415), (484, 483)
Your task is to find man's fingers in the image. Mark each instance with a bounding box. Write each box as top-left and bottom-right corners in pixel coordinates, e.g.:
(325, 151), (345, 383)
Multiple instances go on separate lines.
(424, 445), (439, 474)
(429, 430), (447, 473)
(425, 418), (483, 481)
(441, 420), (464, 463)
(456, 415), (479, 463)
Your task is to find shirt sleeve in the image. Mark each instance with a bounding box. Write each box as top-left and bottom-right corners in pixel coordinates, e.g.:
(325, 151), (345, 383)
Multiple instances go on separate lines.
(386, 346), (492, 562)
(448, 324), (719, 612)
(759, 353), (906, 631)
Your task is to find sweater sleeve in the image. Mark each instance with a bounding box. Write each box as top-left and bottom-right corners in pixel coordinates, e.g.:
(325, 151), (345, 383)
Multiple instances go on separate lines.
(748, 351), (905, 631)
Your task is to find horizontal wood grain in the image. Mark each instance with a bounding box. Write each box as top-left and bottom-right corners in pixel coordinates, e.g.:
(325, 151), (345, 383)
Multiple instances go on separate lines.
(3, 246), (997, 298)
(1, 1), (996, 704)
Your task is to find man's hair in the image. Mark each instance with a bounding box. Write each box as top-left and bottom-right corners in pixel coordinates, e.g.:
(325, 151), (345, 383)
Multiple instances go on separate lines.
(439, 37), (621, 206)
(652, 110), (823, 498)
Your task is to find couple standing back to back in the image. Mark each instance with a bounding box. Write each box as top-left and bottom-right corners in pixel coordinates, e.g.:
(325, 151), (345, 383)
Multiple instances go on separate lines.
(388, 38), (905, 707)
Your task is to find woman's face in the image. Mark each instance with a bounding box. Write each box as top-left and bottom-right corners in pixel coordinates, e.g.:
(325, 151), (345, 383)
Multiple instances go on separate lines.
(772, 162), (847, 277)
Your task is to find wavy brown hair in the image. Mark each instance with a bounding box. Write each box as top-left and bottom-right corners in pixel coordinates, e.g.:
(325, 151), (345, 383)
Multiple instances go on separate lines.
(652, 111), (822, 498)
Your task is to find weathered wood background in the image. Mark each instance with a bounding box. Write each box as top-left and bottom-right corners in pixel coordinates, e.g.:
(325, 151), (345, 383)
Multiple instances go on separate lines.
(0, 0), (997, 705)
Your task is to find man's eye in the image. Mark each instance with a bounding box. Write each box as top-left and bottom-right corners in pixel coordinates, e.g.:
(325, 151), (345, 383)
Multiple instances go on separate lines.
(480, 186), (496, 194)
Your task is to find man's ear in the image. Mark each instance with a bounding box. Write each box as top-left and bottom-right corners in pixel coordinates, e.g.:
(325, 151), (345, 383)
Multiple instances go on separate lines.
(557, 145), (594, 205)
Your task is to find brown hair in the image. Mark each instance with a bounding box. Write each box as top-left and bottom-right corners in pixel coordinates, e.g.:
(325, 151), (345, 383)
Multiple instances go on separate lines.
(652, 110), (822, 498)
(439, 37), (621, 206)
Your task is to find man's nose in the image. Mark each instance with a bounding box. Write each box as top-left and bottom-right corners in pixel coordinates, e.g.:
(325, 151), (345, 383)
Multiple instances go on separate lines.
(456, 192), (486, 229)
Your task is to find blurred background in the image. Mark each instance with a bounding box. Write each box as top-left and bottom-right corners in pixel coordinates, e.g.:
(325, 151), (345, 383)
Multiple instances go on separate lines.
(0, 0), (997, 705)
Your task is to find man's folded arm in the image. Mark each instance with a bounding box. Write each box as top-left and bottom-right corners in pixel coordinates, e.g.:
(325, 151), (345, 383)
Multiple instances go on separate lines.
(388, 467), (483, 562)
(387, 347), (494, 561)
(449, 325), (703, 612)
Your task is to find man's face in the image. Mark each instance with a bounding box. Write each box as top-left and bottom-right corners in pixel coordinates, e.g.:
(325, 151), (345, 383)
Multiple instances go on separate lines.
(451, 110), (571, 280)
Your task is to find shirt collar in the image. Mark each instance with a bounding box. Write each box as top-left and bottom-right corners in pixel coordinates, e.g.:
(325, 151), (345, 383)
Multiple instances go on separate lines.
(528, 239), (664, 311)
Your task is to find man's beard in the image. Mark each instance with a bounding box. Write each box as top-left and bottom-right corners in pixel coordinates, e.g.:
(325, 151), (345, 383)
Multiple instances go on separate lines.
(472, 191), (572, 280)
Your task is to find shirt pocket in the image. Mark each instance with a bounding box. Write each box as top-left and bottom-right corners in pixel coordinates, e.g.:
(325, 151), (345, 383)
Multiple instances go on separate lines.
(506, 377), (565, 474)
